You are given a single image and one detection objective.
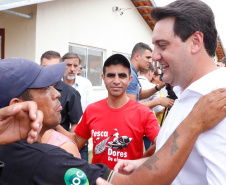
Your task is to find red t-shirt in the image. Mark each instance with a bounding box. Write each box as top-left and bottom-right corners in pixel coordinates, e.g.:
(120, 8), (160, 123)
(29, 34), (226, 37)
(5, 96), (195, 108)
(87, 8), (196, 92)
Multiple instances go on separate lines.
(75, 98), (160, 169)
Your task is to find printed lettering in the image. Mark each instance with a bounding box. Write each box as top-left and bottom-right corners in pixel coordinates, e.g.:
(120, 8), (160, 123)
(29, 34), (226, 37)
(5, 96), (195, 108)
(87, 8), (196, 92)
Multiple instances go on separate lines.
(91, 129), (109, 138)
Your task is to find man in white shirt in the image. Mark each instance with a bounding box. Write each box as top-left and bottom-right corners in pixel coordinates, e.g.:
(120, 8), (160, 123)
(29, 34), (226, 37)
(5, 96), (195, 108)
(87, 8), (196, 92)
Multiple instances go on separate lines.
(113, 0), (226, 184)
(62, 52), (94, 113)
(73, 75), (93, 112)
(62, 52), (93, 161)
(139, 64), (174, 114)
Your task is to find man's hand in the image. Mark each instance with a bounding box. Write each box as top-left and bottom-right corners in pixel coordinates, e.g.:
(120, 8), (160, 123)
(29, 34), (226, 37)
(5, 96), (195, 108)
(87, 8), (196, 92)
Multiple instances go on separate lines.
(96, 178), (112, 185)
(0, 101), (43, 145)
(188, 88), (226, 133)
(114, 158), (148, 175)
(159, 97), (174, 108)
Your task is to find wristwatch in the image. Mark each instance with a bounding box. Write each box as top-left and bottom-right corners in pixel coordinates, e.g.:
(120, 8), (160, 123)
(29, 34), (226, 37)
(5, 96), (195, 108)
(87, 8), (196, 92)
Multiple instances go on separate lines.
(155, 85), (160, 91)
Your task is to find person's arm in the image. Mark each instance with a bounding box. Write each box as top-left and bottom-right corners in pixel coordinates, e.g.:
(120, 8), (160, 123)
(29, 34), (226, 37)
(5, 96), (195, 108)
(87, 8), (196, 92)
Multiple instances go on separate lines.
(127, 94), (137, 101)
(68, 89), (82, 133)
(140, 97), (174, 109)
(0, 101), (43, 145)
(143, 138), (156, 158)
(108, 88), (226, 185)
(139, 83), (165, 100)
(56, 125), (88, 150)
(41, 129), (81, 158)
(60, 142), (81, 158)
(70, 123), (77, 133)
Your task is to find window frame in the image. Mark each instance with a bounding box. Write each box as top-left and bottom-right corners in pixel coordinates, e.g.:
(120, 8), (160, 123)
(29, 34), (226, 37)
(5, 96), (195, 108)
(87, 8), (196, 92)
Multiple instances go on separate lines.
(69, 43), (106, 89)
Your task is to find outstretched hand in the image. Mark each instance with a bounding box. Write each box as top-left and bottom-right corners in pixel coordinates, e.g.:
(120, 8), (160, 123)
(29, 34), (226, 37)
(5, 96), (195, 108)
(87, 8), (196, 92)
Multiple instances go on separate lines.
(0, 101), (43, 145)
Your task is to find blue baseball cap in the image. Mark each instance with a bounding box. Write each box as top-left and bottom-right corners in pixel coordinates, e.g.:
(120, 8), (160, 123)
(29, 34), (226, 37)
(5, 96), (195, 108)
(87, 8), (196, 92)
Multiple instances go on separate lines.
(0, 57), (66, 108)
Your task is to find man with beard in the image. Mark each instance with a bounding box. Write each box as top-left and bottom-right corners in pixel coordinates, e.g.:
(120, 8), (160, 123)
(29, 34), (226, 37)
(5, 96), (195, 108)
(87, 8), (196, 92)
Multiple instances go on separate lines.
(61, 52), (93, 161)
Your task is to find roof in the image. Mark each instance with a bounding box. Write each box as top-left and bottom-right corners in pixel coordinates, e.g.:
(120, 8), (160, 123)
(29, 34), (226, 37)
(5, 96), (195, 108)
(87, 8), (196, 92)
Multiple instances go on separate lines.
(0, 0), (54, 11)
(131, 0), (226, 61)
(1, 0), (225, 61)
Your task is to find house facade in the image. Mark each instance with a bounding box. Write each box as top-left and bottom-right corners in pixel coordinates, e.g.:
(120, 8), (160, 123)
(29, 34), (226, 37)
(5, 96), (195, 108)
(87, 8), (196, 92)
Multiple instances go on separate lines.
(1, 0), (225, 101)
(0, 0), (154, 101)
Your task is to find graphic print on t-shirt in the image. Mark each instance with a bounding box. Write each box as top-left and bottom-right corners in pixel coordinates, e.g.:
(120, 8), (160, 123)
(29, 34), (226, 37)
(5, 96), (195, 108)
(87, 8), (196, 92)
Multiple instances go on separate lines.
(94, 128), (132, 158)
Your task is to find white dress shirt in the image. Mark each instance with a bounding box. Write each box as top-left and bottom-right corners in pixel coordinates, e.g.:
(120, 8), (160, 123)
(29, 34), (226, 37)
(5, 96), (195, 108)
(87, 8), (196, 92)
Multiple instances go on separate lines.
(73, 76), (94, 112)
(156, 67), (226, 185)
(138, 76), (164, 113)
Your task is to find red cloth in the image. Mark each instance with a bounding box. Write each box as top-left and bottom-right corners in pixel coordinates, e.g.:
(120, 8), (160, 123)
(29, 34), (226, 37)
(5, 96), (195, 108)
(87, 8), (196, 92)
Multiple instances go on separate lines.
(75, 98), (160, 169)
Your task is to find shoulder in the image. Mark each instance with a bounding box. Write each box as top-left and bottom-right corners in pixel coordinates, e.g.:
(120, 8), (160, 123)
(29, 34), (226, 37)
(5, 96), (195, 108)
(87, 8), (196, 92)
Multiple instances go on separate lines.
(128, 99), (150, 110)
(77, 76), (92, 85)
(57, 81), (80, 95)
(86, 98), (106, 110)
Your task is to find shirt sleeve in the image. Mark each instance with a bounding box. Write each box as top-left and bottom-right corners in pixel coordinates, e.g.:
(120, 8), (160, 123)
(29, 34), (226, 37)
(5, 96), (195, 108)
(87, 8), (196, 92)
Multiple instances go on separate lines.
(74, 110), (91, 139)
(143, 109), (160, 142)
(68, 89), (83, 124)
(84, 80), (94, 110)
(33, 147), (114, 185)
(126, 74), (138, 95)
(196, 118), (226, 184)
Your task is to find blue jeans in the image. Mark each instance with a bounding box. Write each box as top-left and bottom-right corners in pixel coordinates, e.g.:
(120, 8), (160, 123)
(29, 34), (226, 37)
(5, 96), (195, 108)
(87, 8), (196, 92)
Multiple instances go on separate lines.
(80, 141), (88, 162)
(143, 136), (152, 151)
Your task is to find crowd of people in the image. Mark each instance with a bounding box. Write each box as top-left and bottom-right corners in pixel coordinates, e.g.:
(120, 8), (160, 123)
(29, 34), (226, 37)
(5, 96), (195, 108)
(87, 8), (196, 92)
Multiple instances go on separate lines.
(0, 0), (226, 184)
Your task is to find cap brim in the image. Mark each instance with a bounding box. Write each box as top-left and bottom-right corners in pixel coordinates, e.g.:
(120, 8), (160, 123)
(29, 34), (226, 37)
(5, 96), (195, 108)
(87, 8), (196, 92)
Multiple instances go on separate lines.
(29, 62), (66, 88)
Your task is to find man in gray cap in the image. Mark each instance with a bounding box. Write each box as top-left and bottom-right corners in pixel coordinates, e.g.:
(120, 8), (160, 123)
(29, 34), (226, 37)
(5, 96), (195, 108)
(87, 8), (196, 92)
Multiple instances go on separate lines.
(0, 58), (115, 184)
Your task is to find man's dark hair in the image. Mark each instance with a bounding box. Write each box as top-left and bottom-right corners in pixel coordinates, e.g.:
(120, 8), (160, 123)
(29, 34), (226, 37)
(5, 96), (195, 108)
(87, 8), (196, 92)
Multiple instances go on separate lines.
(140, 63), (155, 75)
(62, 52), (81, 64)
(103, 55), (131, 75)
(131, 42), (153, 59)
(221, 57), (226, 65)
(19, 89), (33, 101)
(40, 51), (61, 62)
(151, 0), (217, 57)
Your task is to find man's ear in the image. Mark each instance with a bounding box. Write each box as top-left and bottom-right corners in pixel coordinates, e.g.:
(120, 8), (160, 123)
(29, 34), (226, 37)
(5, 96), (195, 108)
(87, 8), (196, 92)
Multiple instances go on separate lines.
(134, 52), (140, 61)
(129, 75), (133, 83)
(101, 73), (104, 80)
(9, 98), (23, 106)
(191, 31), (203, 54)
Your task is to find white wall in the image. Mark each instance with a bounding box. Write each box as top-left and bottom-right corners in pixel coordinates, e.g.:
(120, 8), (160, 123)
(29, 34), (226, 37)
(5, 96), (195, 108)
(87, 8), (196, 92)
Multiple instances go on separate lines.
(0, 5), (37, 61)
(36, 0), (153, 58)
(35, 0), (153, 101)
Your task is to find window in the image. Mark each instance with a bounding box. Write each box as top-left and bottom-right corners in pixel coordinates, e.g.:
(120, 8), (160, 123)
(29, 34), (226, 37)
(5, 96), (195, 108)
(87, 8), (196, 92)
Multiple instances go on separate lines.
(69, 44), (104, 87)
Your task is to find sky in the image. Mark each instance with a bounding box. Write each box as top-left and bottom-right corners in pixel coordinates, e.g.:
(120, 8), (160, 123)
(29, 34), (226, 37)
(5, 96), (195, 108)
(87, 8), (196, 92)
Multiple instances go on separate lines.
(155, 0), (226, 50)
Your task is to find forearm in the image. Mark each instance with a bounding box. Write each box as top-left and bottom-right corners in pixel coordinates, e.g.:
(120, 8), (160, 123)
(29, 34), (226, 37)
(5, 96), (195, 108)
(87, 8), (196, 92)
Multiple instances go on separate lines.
(139, 88), (157, 100)
(70, 123), (77, 133)
(127, 116), (202, 185)
(143, 144), (156, 158)
(140, 99), (160, 109)
(140, 84), (165, 100)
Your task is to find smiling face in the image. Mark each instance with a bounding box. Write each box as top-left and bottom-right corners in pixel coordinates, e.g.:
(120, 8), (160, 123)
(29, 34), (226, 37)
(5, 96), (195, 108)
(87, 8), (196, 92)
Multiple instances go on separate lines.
(28, 86), (62, 131)
(102, 64), (132, 98)
(152, 17), (196, 89)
